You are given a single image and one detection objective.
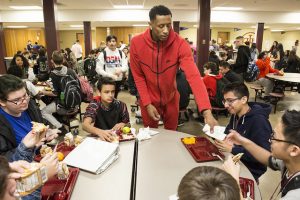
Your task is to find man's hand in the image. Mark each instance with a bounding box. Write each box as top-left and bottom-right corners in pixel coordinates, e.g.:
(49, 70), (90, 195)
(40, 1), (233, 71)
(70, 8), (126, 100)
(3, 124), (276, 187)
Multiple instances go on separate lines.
(40, 153), (59, 179)
(112, 123), (126, 131)
(97, 129), (113, 142)
(45, 128), (60, 142)
(226, 130), (248, 146)
(8, 160), (31, 179)
(22, 130), (46, 149)
(202, 110), (218, 131)
(146, 104), (160, 121)
(223, 156), (240, 182)
(215, 139), (233, 153)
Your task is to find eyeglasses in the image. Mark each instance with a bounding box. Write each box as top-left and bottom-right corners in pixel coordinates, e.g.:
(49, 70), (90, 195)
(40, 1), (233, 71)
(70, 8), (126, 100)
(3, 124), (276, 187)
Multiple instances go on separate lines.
(5, 93), (30, 105)
(222, 98), (241, 106)
(269, 130), (299, 146)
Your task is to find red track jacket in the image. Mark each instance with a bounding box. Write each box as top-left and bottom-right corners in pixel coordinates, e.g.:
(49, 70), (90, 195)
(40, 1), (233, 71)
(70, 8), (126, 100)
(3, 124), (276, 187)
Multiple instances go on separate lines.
(130, 28), (211, 112)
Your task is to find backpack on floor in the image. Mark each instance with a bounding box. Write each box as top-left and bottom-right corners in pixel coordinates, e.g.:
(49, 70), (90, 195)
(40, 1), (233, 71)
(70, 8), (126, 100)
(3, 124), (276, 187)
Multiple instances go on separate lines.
(58, 74), (82, 109)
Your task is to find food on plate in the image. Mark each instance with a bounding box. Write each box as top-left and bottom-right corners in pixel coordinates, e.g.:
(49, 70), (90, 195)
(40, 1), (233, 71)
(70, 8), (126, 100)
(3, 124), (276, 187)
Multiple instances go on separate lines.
(232, 153), (244, 164)
(31, 122), (47, 134)
(57, 152), (64, 161)
(74, 135), (84, 147)
(16, 163), (48, 196)
(182, 137), (196, 145)
(57, 162), (69, 180)
(122, 126), (131, 134)
(64, 132), (74, 146)
(40, 145), (53, 157)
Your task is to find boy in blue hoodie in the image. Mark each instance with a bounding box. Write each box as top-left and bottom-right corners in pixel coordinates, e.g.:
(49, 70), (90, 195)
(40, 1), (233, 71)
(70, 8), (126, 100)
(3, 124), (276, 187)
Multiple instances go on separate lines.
(215, 82), (272, 181)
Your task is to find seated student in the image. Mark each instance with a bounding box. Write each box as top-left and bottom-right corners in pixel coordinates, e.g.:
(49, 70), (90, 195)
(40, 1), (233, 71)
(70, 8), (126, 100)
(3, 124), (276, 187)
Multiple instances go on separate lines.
(82, 77), (130, 142)
(255, 51), (279, 100)
(226, 109), (300, 199)
(0, 75), (58, 161)
(219, 61), (243, 83)
(178, 157), (242, 200)
(0, 155), (58, 200)
(203, 62), (223, 99)
(215, 82), (272, 181)
(41, 50), (79, 131)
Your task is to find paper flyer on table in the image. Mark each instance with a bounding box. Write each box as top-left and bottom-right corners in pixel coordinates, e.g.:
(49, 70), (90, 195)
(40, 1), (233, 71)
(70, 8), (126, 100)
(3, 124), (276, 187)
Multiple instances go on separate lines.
(202, 124), (227, 141)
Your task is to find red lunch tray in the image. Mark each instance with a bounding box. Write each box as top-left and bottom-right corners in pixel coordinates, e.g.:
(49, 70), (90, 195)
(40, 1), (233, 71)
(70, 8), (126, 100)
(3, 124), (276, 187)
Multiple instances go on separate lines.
(41, 167), (79, 200)
(116, 130), (136, 142)
(35, 142), (75, 162)
(239, 177), (255, 200)
(181, 136), (225, 162)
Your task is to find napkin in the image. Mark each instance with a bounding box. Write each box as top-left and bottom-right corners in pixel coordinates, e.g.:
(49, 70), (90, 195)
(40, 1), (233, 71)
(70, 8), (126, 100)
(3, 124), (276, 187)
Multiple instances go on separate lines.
(136, 127), (159, 141)
(202, 124), (227, 141)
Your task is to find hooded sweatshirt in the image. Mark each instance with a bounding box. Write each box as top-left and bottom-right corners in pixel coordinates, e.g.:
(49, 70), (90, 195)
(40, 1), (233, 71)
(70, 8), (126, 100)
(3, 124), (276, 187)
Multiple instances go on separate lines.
(130, 28), (211, 111)
(203, 74), (223, 98)
(225, 102), (272, 180)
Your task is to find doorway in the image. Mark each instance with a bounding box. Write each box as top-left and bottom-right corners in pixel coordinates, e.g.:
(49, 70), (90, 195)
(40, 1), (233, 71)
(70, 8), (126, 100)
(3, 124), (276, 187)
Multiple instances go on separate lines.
(76, 33), (85, 58)
(217, 32), (230, 44)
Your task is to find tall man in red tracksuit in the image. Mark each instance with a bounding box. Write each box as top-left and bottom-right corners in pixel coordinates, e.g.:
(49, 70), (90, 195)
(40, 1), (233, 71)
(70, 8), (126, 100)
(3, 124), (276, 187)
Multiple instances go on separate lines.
(130, 5), (218, 130)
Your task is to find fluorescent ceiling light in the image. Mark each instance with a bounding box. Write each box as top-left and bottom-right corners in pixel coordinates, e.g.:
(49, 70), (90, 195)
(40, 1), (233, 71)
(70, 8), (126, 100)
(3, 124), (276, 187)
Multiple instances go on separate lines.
(113, 5), (143, 9)
(193, 25), (198, 28)
(213, 7), (243, 11)
(132, 24), (148, 27)
(9, 6), (42, 10)
(70, 25), (83, 28)
(6, 26), (28, 28)
(271, 29), (284, 32)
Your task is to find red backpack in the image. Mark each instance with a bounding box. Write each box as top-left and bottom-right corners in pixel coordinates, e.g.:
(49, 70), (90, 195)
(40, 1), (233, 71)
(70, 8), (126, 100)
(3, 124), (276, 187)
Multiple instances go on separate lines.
(78, 76), (93, 102)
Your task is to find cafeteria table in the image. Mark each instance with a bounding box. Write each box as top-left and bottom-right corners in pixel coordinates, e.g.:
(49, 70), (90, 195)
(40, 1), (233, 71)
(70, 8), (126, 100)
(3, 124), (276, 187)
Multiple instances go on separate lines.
(70, 129), (261, 200)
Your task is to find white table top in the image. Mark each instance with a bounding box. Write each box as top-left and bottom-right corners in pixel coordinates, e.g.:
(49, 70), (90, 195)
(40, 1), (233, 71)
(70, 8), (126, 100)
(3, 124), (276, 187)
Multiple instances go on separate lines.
(266, 72), (300, 83)
(70, 129), (261, 200)
(136, 129), (261, 200)
(70, 141), (135, 200)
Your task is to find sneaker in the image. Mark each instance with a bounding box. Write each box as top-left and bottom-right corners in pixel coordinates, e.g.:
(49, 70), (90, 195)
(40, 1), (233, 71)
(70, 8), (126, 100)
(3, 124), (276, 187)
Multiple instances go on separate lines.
(177, 120), (185, 127)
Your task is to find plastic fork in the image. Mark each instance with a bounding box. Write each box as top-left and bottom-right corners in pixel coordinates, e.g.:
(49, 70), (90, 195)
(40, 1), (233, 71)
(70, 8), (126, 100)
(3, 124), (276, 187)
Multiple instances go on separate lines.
(246, 184), (252, 200)
(211, 153), (224, 161)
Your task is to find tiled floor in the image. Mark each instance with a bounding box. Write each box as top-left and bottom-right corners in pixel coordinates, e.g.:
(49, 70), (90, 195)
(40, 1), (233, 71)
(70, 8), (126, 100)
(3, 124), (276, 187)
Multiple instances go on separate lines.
(77, 86), (300, 200)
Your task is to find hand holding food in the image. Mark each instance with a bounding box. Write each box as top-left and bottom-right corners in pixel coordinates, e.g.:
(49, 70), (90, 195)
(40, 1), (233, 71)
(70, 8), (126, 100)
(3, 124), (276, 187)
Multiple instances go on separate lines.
(232, 153), (244, 164)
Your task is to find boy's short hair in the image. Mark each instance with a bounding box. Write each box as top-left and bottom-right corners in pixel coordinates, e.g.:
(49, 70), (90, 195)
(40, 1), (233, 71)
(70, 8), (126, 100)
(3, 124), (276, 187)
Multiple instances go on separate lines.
(149, 5), (172, 21)
(0, 74), (25, 101)
(236, 36), (244, 40)
(0, 156), (10, 199)
(219, 61), (230, 69)
(223, 82), (249, 100)
(51, 50), (64, 65)
(178, 166), (240, 200)
(106, 35), (117, 43)
(203, 62), (218, 75)
(282, 109), (300, 147)
(97, 77), (116, 91)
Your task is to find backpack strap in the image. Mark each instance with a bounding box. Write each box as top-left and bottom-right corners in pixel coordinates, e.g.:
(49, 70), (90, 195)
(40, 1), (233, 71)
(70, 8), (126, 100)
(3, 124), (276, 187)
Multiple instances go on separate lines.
(282, 171), (300, 197)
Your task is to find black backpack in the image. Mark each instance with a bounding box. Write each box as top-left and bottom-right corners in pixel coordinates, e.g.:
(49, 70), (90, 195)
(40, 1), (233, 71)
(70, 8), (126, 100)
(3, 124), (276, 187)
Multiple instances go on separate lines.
(56, 74), (82, 109)
(243, 62), (260, 82)
(84, 58), (97, 80)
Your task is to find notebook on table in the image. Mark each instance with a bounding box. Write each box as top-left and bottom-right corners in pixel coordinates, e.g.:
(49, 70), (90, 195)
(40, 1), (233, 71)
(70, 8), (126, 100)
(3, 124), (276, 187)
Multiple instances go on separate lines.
(63, 137), (119, 174)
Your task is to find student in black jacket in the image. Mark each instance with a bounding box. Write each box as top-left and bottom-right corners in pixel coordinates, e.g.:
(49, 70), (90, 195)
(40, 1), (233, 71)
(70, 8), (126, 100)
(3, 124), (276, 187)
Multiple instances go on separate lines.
(215, 82), (272, 181)
(219, 61), (243, 83)
(230, 36), (251, 78)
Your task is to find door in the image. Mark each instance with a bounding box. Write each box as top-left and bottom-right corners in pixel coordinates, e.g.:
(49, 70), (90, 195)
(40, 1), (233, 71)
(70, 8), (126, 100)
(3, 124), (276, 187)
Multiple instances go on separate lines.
(217, 32), (230, 44)
(76, 33), (85, 58)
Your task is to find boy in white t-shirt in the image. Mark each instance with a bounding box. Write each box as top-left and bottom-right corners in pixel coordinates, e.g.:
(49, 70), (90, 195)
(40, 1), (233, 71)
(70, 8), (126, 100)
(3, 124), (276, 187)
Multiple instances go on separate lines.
(96, 35), (128, 98)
